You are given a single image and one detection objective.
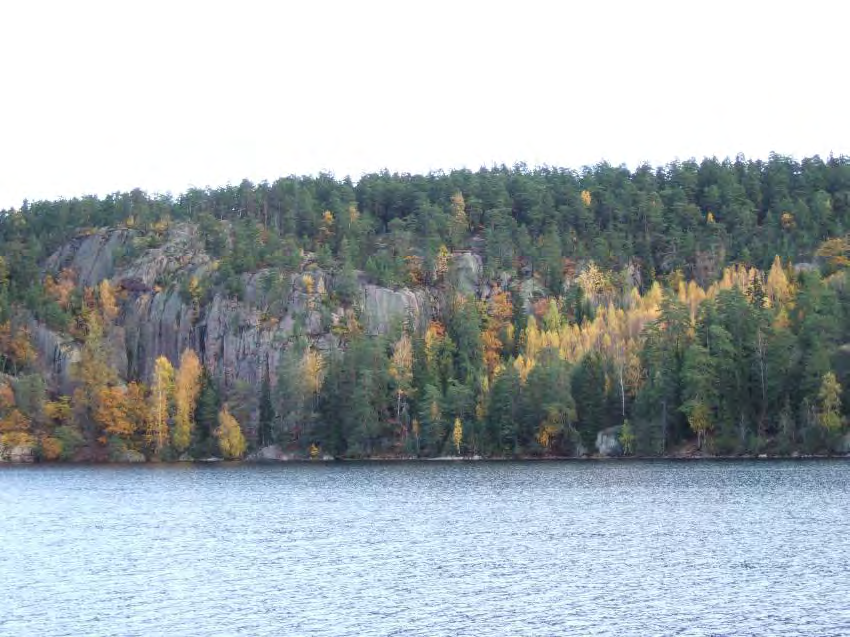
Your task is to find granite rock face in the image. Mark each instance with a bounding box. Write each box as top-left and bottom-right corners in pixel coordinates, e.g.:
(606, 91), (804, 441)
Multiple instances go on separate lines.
(37, 224), (457, 390)
(45, 228), (135, 288)
(450, 251), (483, 296)
(31, 323), (81, 395)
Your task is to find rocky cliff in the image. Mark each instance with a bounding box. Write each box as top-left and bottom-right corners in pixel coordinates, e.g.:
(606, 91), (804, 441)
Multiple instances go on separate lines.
(37, 224), (480, 392)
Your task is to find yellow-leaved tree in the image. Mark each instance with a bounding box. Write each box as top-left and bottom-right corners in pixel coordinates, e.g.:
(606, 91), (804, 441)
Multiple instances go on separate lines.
(172, 349), (202, 452)
(216, 406), (246, 459)
(0, 384), (34, 456)
(449, 191), (468, 248)
(815, 236), (850, 271)
(98, 280), (119, 323)
(452, 417), (463, 455)
(147, 356), (174, 455)
(301, 348), (324, 410)
(766, 256), (791, 306)
(389, 332), (413, 428)
(73, 314), (116, 439)
(302, 274), (315, 295)
(686, 401), (712, 450)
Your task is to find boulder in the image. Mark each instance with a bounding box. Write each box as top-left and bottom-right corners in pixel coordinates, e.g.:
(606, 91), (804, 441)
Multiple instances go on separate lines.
(838, 432), (850, 455)
(117, 449), (146, 463)
(248, 445), (287, 461)
(595, 426), (623, 457)
(0, 444), (35, 463)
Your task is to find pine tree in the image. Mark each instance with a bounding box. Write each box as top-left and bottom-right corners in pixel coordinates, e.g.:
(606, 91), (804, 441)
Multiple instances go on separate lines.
(195, 370), (220, 447)
(258, 359), (274, 447)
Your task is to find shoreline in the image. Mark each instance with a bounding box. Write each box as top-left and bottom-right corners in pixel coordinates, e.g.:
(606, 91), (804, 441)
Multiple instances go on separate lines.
(2, 453), (848, 466)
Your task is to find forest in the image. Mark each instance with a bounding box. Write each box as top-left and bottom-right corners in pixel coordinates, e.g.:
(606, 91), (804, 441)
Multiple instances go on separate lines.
(0, 153), (849, 461)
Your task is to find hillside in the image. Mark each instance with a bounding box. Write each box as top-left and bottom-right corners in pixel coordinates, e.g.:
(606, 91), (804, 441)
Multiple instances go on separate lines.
(1, 156), (849, 461)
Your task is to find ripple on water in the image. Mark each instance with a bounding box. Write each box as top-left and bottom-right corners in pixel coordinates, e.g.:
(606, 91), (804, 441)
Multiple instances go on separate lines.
(0, 460), (849, 636)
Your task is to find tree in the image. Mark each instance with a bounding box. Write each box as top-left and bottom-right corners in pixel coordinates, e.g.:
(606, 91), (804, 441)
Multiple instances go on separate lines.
(44, 396), (74, 429)
(96, 386), (135, 438)
(639, 296), (691, 452)
(684, 401), (712, 450)
(147, 356), (175, 455)
(452, 417), (463, 455)
(389, 332), (413, 429)
(7, 154), (850, 460)
(449, 191), (469, 249)
(216, 406), (246, 459)
(619, 420), (635, 455)
(815, 236), (850, 272)
(258, 359), (274, 448)
(482, 290), (513, 379)
(571, 352), (612, 450)
(334, 248), (360, 307)
(302, 348), (324, 411)
(173, 349), (202, 452)
(72, 314), (116, 440)
(448, 295), (483, 387)
(124, 382), (149, 441)
(680, 343), (717, 450)
(318, 333), (391, 456)
(13, 374), (46, 423)
(98, 280), (119, 322)
(275, 341), (311, 445)
(418, 384), (446, 455)
(766, 256), (790, 306)
(817, 372), (843, 433)
(539, 225), (563, 293)
(520, 350), (576, 454)
(486, 366), (521, 454)
(195, 369), (220, 447)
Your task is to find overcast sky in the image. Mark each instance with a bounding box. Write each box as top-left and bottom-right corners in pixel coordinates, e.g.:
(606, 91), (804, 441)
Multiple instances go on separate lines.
(1, 0), (848, 209)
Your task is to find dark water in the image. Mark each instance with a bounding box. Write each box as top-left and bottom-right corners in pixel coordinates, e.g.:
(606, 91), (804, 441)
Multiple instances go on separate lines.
(0, 461), (848, 637)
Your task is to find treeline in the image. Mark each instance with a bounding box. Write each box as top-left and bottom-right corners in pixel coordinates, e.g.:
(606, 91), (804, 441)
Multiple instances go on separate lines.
(3, 153), (850, 311)
(0, 154), (849, 460)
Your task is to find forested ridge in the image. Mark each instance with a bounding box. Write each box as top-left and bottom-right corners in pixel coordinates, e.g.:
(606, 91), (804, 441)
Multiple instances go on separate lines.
(1, 153), (849, 461)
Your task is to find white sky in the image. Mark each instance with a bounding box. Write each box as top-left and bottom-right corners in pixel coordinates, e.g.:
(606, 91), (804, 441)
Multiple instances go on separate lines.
(1, 0), (848, 209)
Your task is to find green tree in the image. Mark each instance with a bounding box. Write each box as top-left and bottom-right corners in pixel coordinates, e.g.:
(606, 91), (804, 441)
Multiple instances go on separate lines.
(817, 372), (843, 433)
(258, 360), (274, 448)
(194, 369), (221, 453)
(486, 366), (521, 454)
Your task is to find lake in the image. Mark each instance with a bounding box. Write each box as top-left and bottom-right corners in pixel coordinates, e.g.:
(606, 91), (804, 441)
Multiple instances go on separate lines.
(0, 460), (848, 636)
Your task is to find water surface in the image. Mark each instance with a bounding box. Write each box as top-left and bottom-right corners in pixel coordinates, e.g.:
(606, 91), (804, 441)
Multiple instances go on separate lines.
(1, 460), (848, 636)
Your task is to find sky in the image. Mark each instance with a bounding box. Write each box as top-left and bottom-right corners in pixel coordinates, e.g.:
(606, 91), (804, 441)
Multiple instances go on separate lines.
(1, 0), (848, 209)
